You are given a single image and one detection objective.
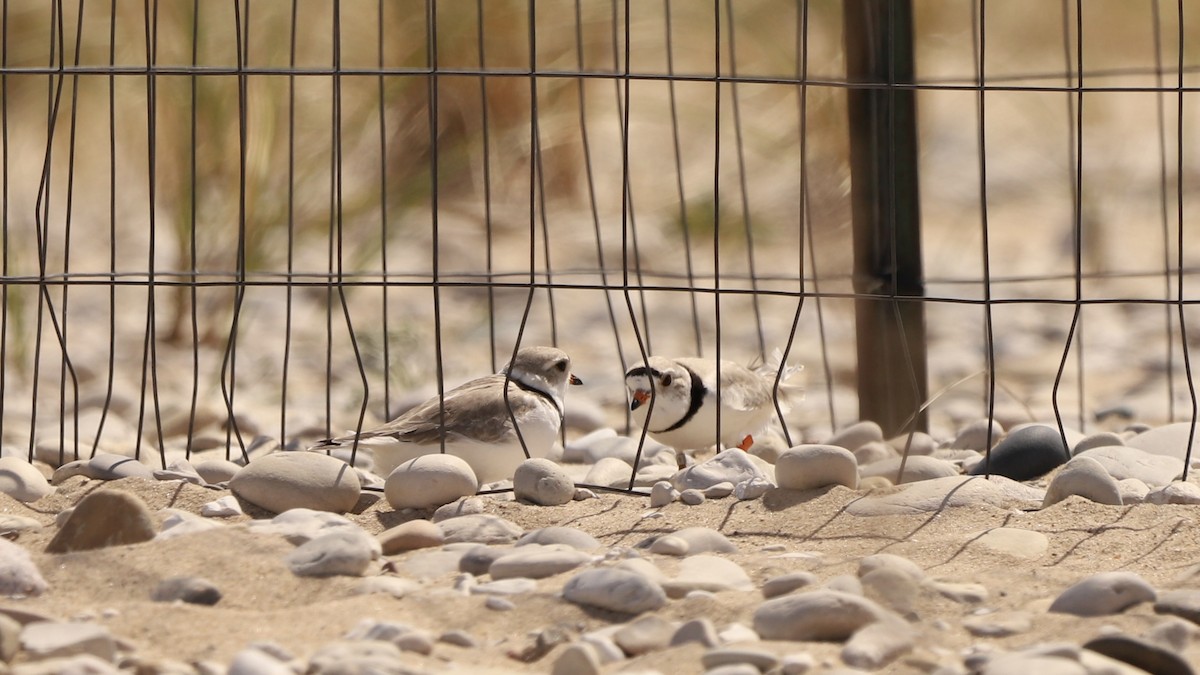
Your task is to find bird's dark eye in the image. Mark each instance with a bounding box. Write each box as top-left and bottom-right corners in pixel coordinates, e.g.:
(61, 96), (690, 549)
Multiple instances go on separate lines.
(555, 360), (568, 372)
(662, 374), (673, 387)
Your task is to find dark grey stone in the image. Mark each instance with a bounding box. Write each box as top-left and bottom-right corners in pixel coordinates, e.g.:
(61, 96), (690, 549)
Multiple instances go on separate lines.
(968, 424), (1068, 481)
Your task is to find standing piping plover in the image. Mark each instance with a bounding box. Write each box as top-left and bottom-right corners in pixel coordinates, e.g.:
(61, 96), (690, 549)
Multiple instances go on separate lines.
(624, 351), (802, 457)
(312, 346), (582, 483)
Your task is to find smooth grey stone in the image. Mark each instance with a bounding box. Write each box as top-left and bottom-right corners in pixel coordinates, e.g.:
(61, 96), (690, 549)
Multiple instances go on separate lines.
(245, 508), (360, 545)
(1147, 481), (1200, 505)
(1155, 589), (1200, 625)
(46, 490), (156, 554)
(612, 614), (674, 656)
(670, 618), (721, 648)
(950, 419), (1004, 451)
(431, 496), (486, 522)
(551, 642), (602, 675)
(846, 475), (1044, 516)
(775, 445), (859, 490)
(852, 442), (897, 467)
(734, 477), (772, 501)
(384, 454), (479, 510)
(649, 480), (677, 507)
(230, 451), (361, 514)
(1042, 456), (1122, 507)
(52, 453), (155, 484)
(20, 620), (117, 662)
(285, 528), (381, 577)
(859, 455), (958, 484)
(562, 568), (667, 614)
(1117, 478), (1151, 504)
(1126, 422), (1200, 462)
(703, 481), (735, 499)
(702, 647), (780, 671)
(978, 654), (1086, 675)
(753, 590), (890, 641)
(153, 458), (207, 486)
(963, 611), (1033, 637)
(1076, 445), (1182, 487)
(1082, 634), (1194, 675)
(439, 629), (478, 648)
(680, 488), (705, 505)
(824, 421), (883, 452)
(438, 514), (523, 545)
(306, 641), (410, 675)
(842, 618), (916, 669)
(517, 526), (601, 551)
(661, 555), (753, 598)
(671, 449), (772, 492)
(582, 457), (633, 488)
(513, 458), (575, 506)
(0, 538), (47, 598)
(643, 527), (737, 556)
(928, 580), (988, 604)
(859, 568), (919, 620)
(376, 519), (444, 554)
(151, 576), (221, 605)
(489, 546), (592, 580)
(886, 431), (938, 456)
(1049, 571), (1156, 616)
(459, 545), (514, 576)
(0, 458), (53, 502)
(823, 574), (864, 596)
(761, 571), (818, 598)
(468, 577), (536, 596)
(968, 424), (1068, 480)
(1072, 432), (1125, 456)
(193, 458), (242, 484)
(858, 553), (924, 582)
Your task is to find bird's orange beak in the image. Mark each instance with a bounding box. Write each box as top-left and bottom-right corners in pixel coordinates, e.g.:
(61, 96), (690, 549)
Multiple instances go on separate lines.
(570, 374), (583, 385)
(630, 389), (650, 411)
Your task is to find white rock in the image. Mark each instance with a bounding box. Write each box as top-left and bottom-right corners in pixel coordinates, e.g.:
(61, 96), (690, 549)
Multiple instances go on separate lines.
(201, 495), (244, 517)
(886, 431), (939, 456)
(470, 578), (539, 596)
(717, 622), (760, 644)
(753, 590), (890, 641)
(517, 526), (601, 551)
(646, 527), (737, 556)
(245, 508), (361, 545)
(979, 654), (1087, 675)
(21, 621), (116, 662)
(858, 455), (958, 485)
(583, 457), (633, 488)
(662, 555), (754, 598)
(228, 645), (295, 675)
(285, 528), (381, 577)
(1147, 481), (1200, 505)
(431, 496), (486, 522)
(156, 510), (223, 540)
(578, 633), (624, 663)
(1042, 456), (1122, 507)
(552, 642), (602, 675)
(734, 477), (773, 501)
(671, 449), (773, 491)
(1072, 432), (1125, 455)
(1049, 571), (1157, 616)
(703, 481), (735, 499)
(489, 546), (593, 580)
(0, 538), (47, 598)
(438, 514), (524, 544)
(824, 421), (883, 452)
(352, 576), (422, 598)
(1126, 422), (1200, 462)
(842, 618), (916, 669)
(0, 457), (52, 502)
(950, 418), (1004, 451)
(513, 458), (575, 506)
(702, 646), (779, 671)
(229, 451), (361, 513)
(1075, 445), (1182, 487)
(1117, 478), (1150, 504)
(846, 475), (1044, 515)
(857, 554), (924, 582)
(194, 458), (243, 484)
(562, 568), (667, 614)
(775, 445), (859, 490)
(761, 571), (818, 598)
(680, 489), (705, 506)
(650, 481), (677, 507)
(384, 454), (479, 510)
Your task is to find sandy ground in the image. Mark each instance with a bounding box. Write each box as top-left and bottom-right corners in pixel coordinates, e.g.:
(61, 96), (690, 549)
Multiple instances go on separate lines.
(1, 474), (1197, 672)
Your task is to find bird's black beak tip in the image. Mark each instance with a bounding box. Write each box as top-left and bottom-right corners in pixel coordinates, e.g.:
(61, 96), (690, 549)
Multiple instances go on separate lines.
(570, 374), (583, 386)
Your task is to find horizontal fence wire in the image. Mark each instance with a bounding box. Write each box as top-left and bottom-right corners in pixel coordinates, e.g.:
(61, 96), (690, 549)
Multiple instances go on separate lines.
(0, 0), (1195, 481)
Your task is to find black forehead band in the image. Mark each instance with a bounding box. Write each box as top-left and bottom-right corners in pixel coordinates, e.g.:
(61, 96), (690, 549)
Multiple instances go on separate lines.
(626, 366), (666, 380)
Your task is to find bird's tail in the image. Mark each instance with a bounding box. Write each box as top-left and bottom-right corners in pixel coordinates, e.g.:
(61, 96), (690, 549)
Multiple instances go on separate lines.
(756, 348), (805, 412)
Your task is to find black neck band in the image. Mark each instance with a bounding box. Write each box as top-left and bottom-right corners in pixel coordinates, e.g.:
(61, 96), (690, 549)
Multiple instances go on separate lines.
(657, 365), (707, 433)
(510, 377), (561, 418)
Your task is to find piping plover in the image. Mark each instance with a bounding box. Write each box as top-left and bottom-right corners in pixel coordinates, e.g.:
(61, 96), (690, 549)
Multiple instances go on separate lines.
(313, 346), (582, 483)
(624, 351), (802, 455)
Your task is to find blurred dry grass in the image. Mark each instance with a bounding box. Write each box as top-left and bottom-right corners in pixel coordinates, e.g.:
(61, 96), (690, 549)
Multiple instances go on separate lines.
(3, 1), (1200, 445)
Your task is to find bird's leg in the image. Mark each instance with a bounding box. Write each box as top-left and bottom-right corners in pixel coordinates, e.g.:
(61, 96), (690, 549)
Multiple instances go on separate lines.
(675, 448), (687, 469)
(737, 434), (754, 451)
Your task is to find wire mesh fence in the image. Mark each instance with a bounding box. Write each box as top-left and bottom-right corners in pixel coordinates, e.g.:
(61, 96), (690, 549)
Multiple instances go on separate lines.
(0, 1), (1198, 475)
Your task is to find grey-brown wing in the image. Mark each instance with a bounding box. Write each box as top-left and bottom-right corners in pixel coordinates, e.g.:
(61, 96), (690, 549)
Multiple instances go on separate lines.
(677, 357), (772, 412)
(356, 375), (535, 445)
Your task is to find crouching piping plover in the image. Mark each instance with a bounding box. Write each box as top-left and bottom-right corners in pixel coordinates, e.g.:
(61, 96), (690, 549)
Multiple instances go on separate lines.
(312, 346), (582, 484)
(624, 350), (803, 456)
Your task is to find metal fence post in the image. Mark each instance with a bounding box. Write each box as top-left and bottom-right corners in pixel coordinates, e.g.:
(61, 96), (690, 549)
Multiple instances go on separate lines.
(843, 0), (928, 436)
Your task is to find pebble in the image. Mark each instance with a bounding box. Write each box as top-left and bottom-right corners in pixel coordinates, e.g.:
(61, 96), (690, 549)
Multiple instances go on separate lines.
(703, 481), (734, 498)
(650, 480), (677, 506)
(306, 641), (406, 674)
(376, 519), (444, 554)
(200, 495), (244, 517)
(517, 526), (601, 551)
(1154, 589), (1200, 625)
(151, 576), (222, 605)
(645, 527), (737, 556)
(227, 644), (297, 675)
(962, 611), (1033, 637)
(754, 590), (892, 641)
(438, 514), (524, 544)
(352, 576), (421, 599)
(489, 546), (593, 580)
(1075, 445), (1183, 486)
(671, 449), (773, 491)
(951, 418), (1004, 451)
(734, 476), (773, 500)
(21, 620), (117, 662)
(968, 424), (1069, 480)
(1082, 633), (1194, 675)
(52, 452), (157, 484)
(824, 421), (883, 452)
(613, 614), (675, 656)
(775, 445), (859, 490)
(552, 642), (602, 675)
(858, 553), (925, 582)
(702, 647), (780, 671)
(859, 455), (958, 484)
(485, 596), (515, 611)
(513, 458), (575, 506)
(0, 538), (47, 598)
(762, 571), (818, 598)
(1048, 571), (1157, 616)
(193, 458), (243, 484)
(1126, 422), (1200, 462)
(439, 629), (478, 648)
(680, 488), (705, 505)
(1042, 455), (1122, 507)
(384, 454), (479, 510)
(662, 555), (754, 597)
(562, 567), (667, 614)
(470, 577), (538, 596)
(285, 528), (381, 577)
(245, 508), (362, 545)
(842, 618), (916, 669)
(887, 431), (938, 456)
(1146, 481), (1200, 504)
(1071, 431), (1125, 455)
(852, 441), (897, 466)
(229, 451), (361, 514)
(46, 490), (157, 554)
(671, 617), (721, 648)
(431, 496), (486, 522)
(0, 458), (53, 503)
(1117, 477), (1151, 504)
(582, 456), (634, 488)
